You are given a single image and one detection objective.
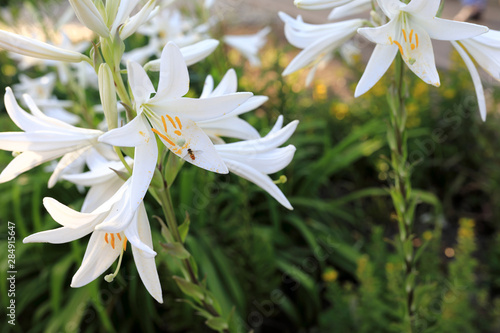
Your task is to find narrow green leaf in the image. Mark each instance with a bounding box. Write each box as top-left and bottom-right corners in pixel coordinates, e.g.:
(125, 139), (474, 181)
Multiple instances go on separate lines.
(161, 242), (191, 259)
(205, 317), (229, 332)
(173, 276), (205, 301)
(178, 212), (191, 243)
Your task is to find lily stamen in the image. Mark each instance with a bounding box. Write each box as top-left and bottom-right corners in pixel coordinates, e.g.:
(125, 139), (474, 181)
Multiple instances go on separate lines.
(104, 248), (125, 283)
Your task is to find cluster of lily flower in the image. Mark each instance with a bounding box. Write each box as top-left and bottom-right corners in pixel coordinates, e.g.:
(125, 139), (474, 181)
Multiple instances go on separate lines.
(0, 0), (294, 303)
(281, 0), (500, 121)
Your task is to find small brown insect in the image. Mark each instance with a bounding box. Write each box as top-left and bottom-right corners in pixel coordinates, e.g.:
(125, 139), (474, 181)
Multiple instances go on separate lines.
(187, 148), (195, 160)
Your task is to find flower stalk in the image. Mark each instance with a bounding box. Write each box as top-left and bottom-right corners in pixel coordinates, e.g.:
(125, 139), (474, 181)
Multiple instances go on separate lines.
(156, 181), (230, 332)
(388, 54), (416, 332)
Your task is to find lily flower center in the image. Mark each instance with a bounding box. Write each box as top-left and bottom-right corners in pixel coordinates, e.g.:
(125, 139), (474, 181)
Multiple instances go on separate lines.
(389, 28), (419, 62)
(150, 114), (192, 156)
(104, 232), (127, 251)
(389, 14), (420, 65)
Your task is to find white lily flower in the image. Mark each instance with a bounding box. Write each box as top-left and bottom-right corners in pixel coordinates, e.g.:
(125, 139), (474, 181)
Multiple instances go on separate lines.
(215, 116), (298, 210)
(0, 29), (88, 63)
(69, 0), (110, 38)
(23, 174), (163, 303)
(451, 30), (500, 121)
(102, 42), (251, 173)
(0, 88), (102, 185)
(98, 43), (251, 231)
(279, 12), (364, 80)
(198, 68), (266, 143)
(355, 0), (488, 97)
(328, 0), (371, 20)
(223, 27), (271, 67)
(294, 0), (351, 10)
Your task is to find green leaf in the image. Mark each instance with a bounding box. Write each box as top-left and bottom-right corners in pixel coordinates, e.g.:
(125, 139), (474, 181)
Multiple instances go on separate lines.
(205, 317), (229, 332)
(50, 255), (73, 314)
(173, 276), (205, 301)
(178, 213), (191, 243)
(161, 242), (191, 259)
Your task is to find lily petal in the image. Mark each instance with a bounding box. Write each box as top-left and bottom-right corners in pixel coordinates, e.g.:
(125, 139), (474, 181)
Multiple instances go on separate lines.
(71, 230), (122, 287)
(127, 61), (155, 107)
(43, 197), (103, 228)
(328, 0), (371, 20)
(80, 178), (125, 213)
(151, 42), (190, 101)
(131, 203), (163, 303)
(23, 225), (95, 244)
(99, 114), (155, 147)
(355, 44), (398, 97)
(215, 120), (299, 153)
(219, 145), (296, 175)
(0, 147), (88, 183)
(96, 132), (157, 232)
(124, 205), (156, 258)
(199, 117), (261, 141)
(120, 0), (157, 40)
(143, 39), (220, 70)
(403, 0), (440, 17)
(69, 0), (110, 38)
(224, 158), (293, 210)
(48, 146), (90, 188)
(150, 115), (228, 174)
(148, 93), (253, 122)
(452, 41), (487, 121)
(414, 17), (488, 41)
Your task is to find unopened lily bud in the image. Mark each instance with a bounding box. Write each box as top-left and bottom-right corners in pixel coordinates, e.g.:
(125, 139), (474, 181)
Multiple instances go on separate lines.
(294, 0), (347, 10)
(98, 63), (118, 130)
(0, 30), (88, 63)
(69, 0), (110, 38)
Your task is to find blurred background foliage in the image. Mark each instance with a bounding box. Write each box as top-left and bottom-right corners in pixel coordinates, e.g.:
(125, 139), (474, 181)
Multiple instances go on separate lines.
(1, 1), (500, 332)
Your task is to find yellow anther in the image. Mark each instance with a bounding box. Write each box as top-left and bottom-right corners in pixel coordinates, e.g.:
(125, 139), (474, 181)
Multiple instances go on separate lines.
(161, 115), (168, 132)
(166, 114), (177, 128)
(175, 116), (182, 129)
(393, 40), (404, 56)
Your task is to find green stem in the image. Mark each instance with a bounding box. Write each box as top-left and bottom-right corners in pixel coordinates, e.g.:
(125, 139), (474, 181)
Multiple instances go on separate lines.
(157, 185), (225, 322)
(111, 65), (134, 118)
(113, 146), (133, 175)
(390, 55), (416, 332)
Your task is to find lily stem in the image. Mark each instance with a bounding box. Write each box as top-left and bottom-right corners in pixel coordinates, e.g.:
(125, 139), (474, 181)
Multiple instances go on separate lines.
(390, 54), (416, 332)
(157, 185), (225, 321)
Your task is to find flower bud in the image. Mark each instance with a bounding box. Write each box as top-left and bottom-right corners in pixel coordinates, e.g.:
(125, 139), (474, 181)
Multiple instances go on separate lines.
(98, 63), (118, 130)
(0, 30), (88, 63)
(69, 0), (110, 38)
